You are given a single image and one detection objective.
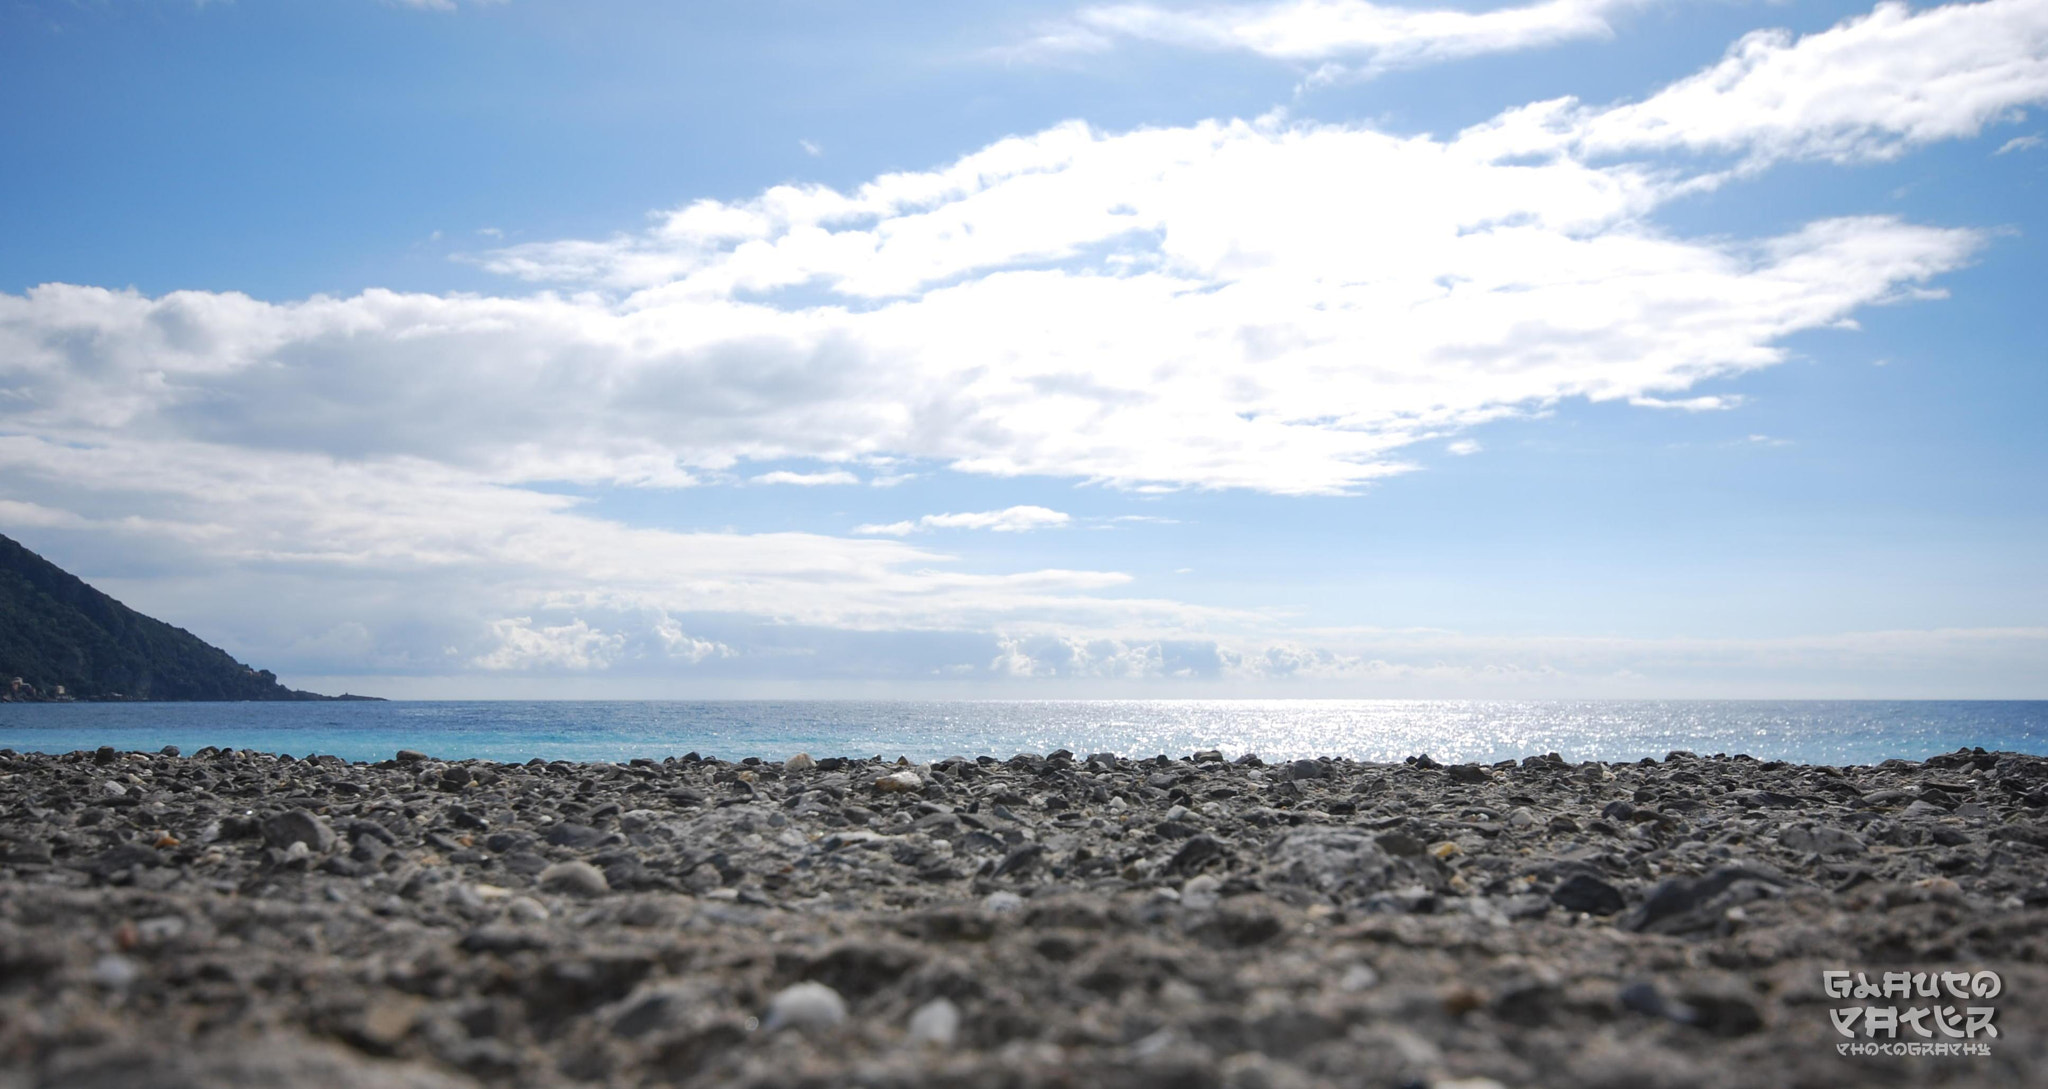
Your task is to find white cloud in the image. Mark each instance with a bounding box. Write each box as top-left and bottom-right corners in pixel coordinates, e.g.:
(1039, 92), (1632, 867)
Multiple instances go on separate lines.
(1630, 394), (1742, 411)
(1474, 0), (2048, 165)
(1016, 0), (1647, 72)
(1997, 132), (2044, 153)
(751, 469), (861, 486)
(855, 505), (1073, 535)
(474, 618), (624, 670)
(799, 139), (824, 157)
(1445, 439), (1481, 455)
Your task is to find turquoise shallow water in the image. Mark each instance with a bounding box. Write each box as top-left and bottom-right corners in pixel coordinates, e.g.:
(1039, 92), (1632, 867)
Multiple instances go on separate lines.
(0, 699), (2043, 766)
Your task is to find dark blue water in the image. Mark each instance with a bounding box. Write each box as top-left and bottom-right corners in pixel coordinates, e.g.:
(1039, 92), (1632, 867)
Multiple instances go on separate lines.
(1, 699), (2043, 766)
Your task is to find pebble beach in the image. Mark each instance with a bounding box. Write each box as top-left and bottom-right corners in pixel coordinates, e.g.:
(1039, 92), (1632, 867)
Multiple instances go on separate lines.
(2, 743), (2044, 1088)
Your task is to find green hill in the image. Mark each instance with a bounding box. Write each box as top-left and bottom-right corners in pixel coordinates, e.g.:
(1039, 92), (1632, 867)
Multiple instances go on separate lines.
(0, 533), (352, 702)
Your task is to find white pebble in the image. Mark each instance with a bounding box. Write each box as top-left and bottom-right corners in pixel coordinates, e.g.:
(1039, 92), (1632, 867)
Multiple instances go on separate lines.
(906, 997), (960, 1048)
(1339, 964), (1380, 991)
(506, 896), (551, 923)
(874, 770), (923, 794)
(982, 891), (1025, 914)
(764, 981), (847, 1032)
(93, 954), (139, 989)
(785, 752), (817, 772)
(538, 860), (610, 896)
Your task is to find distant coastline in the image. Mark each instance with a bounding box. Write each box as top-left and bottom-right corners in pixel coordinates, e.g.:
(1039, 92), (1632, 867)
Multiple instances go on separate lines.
(1, 533), (377, 703)
(0, 690), (384, 704)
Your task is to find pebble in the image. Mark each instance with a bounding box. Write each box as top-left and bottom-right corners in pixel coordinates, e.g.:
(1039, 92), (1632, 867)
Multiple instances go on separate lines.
(1339, 964), (1380, 991)
(262, 809), (336, 853)
(92, 954), (139, 989)
(785, 752), (817, 773)
(874, 770), (923, 794)
(1182, 874), (1223, 910)
(1550, 874), (1625, 916)
(537, 860), (610, 896)
(505, 896), (550, 923)
(906, 997), (961, 1048)
(763, 981), (848, 1032)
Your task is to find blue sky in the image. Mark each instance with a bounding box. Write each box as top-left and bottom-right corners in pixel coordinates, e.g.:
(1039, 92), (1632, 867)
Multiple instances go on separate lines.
(2, 0), (2045, 697)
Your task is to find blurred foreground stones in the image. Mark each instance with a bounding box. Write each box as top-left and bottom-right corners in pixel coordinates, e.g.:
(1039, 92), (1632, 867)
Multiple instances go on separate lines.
(1, 743), (2045, 1087)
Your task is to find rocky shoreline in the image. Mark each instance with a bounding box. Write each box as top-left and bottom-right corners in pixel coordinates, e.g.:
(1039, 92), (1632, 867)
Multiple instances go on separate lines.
(1, 743), (2043, 1088)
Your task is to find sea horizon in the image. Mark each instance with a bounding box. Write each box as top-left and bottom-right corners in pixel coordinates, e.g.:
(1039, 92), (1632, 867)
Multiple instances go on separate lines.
(6, 697), (2044, 768)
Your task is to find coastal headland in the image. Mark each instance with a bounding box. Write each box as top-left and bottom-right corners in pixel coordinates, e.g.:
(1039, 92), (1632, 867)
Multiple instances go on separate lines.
(0, 744), (2042, 1088)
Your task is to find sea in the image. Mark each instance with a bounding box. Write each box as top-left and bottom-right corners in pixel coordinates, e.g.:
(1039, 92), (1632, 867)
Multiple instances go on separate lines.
(0, 699), (2044, 767)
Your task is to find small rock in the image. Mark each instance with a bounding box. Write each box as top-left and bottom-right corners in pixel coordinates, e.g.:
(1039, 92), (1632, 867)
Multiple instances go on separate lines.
(764, 981), (847, 1033)
(1339, 964), (1380, 991)
(785, 752), (817, 773)
(1626, 866), (1787, 933)
(906, 997), (960, 1048)
(262, 809), (336, 853)
(506, 896), (551, 923)
(983, 891), (1025, 914)
(618, 809), (662, 834)
(1182, 874), (1223, 910)
(544, 823), (606, 848)
(93, 954), (139, 989)
(1446, 764), (1491, 783)
(357, 998), (423, 1048)
(538, 860), (610, 896)
(875, 771), (923, 794)
(395, 749), (429, 763)
(611, 985), (698, 1038)
(1619, 980), (1672, 1017)
(1550, 874), (1626, 916)
(1779, 823), (1865, 856)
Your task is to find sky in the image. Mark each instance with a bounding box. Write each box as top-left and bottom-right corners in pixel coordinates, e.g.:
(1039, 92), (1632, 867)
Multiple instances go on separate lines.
(1, 0), (2045, 698)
